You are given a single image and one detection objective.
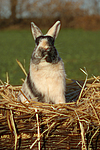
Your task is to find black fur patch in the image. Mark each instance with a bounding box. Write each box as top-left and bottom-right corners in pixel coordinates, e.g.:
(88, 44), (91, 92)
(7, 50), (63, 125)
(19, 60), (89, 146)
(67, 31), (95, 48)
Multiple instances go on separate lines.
(46, 47), (61, 64)
(27, 73), (45, 102)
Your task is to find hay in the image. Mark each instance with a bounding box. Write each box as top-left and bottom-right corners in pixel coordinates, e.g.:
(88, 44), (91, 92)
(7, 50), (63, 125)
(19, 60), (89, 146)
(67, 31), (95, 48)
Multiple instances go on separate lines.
(0, 75), (100, 150)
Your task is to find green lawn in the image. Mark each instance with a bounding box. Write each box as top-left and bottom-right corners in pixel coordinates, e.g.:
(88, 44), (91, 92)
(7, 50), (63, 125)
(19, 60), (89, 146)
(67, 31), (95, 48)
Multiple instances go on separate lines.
(0, 28), (100, 85)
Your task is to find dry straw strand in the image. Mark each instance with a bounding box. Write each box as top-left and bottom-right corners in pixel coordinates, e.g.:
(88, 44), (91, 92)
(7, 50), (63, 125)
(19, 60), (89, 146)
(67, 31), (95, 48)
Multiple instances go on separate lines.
(88, 127), (100, 149)
(77, 68), (88, 104)
(90, 103), (100, 125)
(35, 108), (41, 150)
(75, 110), (87, 150)
(10, 110), (18, 150)
(30, 122), (56, 149)
(16, 59), (27, 76)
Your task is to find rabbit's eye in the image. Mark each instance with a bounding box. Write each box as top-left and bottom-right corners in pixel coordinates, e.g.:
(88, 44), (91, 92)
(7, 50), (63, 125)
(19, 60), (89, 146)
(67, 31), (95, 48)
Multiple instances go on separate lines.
(44, 36), (54, 46)
(47, 36), (54, 45)
(35, 36), (44, 45)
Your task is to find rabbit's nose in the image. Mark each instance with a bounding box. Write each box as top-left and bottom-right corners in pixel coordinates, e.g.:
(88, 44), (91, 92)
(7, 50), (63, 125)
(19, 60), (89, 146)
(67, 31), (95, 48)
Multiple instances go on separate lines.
(44, 47), (49, 51)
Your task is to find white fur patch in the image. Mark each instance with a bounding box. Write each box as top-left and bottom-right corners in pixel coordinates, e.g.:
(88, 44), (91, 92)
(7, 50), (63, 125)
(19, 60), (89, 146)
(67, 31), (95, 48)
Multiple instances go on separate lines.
(37, 38), (49, 51)
(29, 59), (66, 104)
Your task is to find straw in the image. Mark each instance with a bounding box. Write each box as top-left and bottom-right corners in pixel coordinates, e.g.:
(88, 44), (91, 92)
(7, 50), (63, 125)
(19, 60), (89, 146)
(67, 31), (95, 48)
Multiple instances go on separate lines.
(0, 70), (100, 149)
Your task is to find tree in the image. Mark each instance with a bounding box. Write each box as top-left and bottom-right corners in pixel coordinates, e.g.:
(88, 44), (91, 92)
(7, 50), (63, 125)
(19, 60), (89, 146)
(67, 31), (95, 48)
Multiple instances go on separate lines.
(93, 0), (100, 14)
(10, 0), (17, 22)
(27, 0), (84, 27)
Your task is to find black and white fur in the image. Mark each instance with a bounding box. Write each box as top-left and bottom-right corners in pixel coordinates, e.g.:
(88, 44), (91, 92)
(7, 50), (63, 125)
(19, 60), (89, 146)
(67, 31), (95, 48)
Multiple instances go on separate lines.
(17, 21), (66, 104)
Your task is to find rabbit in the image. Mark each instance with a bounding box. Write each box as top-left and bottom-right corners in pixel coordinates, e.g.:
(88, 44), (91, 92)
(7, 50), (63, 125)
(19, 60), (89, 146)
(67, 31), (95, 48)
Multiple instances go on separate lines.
(17, 21), (66, 104)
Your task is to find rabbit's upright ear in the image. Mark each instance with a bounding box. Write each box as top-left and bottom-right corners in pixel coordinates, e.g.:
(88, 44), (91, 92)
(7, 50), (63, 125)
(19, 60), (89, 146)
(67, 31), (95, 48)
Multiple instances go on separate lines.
(31, 22), (43, 40)
(46, 21), (61, 40)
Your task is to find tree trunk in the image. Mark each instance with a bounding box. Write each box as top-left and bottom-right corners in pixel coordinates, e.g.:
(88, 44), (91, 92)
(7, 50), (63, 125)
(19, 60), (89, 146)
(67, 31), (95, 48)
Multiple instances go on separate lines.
(10, 0), (17, 23)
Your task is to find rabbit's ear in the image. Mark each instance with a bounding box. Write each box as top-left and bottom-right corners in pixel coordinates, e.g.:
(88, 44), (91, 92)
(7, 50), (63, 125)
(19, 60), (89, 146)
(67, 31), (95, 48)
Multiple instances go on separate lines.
(46, 21), (61, 40)
(31, 22), (43, 40)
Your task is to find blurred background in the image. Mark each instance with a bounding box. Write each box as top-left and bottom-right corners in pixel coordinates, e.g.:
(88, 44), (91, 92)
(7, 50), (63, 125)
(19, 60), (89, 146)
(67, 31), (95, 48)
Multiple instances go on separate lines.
(0, 0), (100, 85)
(1, 0), (100, 29)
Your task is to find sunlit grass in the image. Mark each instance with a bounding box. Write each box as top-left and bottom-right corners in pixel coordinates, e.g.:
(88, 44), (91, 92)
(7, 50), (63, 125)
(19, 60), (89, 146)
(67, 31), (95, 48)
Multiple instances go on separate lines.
(0, 28), (100, 85)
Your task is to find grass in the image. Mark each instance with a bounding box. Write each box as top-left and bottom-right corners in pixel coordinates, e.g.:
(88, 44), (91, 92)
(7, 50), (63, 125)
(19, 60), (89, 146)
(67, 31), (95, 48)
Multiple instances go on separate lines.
(0, 28), (100, 85)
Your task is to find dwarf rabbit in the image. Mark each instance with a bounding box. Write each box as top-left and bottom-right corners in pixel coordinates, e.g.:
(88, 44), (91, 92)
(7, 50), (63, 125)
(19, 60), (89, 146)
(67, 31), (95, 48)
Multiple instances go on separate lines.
(17, 21), (66, 104)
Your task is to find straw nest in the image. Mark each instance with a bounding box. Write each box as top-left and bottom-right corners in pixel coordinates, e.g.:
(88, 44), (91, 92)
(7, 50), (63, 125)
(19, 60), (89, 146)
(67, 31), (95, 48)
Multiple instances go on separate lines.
(0, 73), (100, 150)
